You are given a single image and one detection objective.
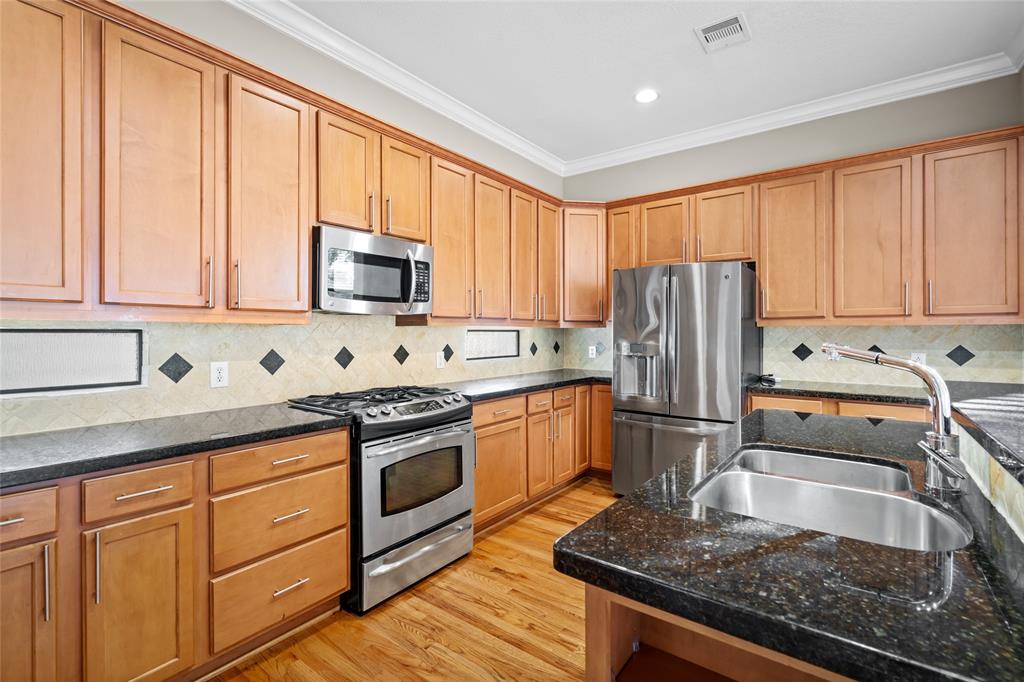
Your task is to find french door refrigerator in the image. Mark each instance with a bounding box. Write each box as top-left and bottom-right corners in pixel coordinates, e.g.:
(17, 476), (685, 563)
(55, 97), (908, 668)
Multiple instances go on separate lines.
(611, 262), (761, 495)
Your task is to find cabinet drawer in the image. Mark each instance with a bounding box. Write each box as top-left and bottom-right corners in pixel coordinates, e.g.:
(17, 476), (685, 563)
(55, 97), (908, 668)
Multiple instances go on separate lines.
(211, 464), (347, 572)
(211, 528), (348, 653)
(527, 391), (553, 414)
(82, 462), (193, 524)
(749, 395), (825, 414)
(837, 401), (930, 423)
(210, 430), (348, 493)
(554, 387), (575, 407)
(473, 396), (527, 428)
(0, 487), (57, 545)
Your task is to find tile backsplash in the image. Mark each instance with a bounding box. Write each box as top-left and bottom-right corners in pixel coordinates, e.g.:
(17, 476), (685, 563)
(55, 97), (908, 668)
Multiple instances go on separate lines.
(0, 317), (564, 436)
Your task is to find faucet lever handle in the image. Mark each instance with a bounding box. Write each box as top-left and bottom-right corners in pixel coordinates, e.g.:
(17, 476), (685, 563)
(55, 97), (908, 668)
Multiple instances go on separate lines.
(917, 439), (967, 481)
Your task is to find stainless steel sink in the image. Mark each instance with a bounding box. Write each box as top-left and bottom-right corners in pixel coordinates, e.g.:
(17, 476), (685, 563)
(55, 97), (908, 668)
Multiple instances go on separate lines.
(689, 447), (973, 552)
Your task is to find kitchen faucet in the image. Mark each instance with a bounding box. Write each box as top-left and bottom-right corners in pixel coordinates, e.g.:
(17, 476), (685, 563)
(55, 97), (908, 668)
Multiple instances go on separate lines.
(821, 344), (966, 494)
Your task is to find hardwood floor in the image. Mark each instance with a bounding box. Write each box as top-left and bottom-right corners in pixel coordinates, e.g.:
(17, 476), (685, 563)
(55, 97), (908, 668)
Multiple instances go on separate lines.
(211, 477), (616, 681)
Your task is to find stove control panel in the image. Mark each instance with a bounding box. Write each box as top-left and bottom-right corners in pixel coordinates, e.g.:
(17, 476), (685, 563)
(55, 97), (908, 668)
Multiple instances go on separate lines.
(360, 393), (466, 421)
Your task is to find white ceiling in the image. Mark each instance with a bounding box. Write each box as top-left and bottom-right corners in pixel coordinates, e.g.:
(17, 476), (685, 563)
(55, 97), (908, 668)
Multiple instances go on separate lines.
(228, 1), (1024, 176)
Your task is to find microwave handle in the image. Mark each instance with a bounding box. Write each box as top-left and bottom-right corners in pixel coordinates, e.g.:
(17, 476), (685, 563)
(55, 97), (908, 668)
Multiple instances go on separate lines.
(404, 250), (416, 312)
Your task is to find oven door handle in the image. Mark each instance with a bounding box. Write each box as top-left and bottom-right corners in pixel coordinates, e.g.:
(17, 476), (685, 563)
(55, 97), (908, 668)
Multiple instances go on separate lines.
(404, 250), (416, 312)
(364, 429), (473, 459)
(368, 523), (471, 577)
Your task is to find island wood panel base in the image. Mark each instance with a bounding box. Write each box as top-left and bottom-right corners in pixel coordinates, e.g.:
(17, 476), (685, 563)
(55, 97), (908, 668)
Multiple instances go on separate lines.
(585, 586), (851, 682)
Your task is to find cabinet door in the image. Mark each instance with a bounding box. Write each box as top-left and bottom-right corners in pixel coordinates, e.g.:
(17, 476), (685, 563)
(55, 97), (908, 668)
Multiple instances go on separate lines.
(430, 157), (474, 318)
(473, 417), (527, 526)
(1, 540), (56, 682)
(563, 206), (607, 322)
(381, 135), (430, 242)
(228, 74), (310, 312)
(84, 506), (194, 682)
(834, 159), (912, 317)
(552, 406), (575, 485)
(510, 190), (538, 321)
(1, 0), (82, 302)
(607, 205), (638, 299)
(316, 110), (380, 231)
(473, 176), (510, 319)
(640, 196), (690, 266)
(537, 200), (562, 323)
(694, 185), (753, 262)
(102, 23), (215, 307)
(758, 173), (828, 320)
(924, 140), (1019, 316)
(574, 385), (591, 475)
(526, 412), (553, 498)
(590, 385), (612, 472)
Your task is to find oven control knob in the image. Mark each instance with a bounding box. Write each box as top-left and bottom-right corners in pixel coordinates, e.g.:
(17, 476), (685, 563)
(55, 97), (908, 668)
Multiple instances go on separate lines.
(381, 405), (393, 415)
(443, 396), (453, 404)
(365, 407), (378, 418)
(452, 394), (463, 402)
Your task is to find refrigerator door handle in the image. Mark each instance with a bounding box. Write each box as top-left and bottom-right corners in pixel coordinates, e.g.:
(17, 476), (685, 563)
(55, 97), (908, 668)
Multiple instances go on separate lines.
(667, 274), (679, 407)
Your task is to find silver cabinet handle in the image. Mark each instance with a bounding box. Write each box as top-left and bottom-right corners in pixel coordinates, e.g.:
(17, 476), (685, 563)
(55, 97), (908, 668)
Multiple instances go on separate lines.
(43, 543), (51, 622)
(0, 517), (25, 527)
(904, 281), (910, 316)
(927, 279), (934, 315)
(466, 289), (471, 316)
(272, 507), (310, 524)
(386, 194), (393, 233)
(599, 299), (604, 321)
(207, 255), (215, 308)
(368, 524), (470, 578)
(115, 484), (174, 502)
(760, 288), (767, 317)
(271, 453), (309, 466)
(369, 191), (376, 230)
(560, 395), (572, 401)
(556, 412), (562, 440)
(696, 235), (702, 262)
(547, 413), (553, 440)
(492, 408), (511, 416)
(683, 238), (688, 262)
(234, 260), (241, 308)
(540, 294), (545, 320)
(272, 577), (309, 598)
(535, 400), (550, 407)
(95, 531), (101, 605)
(478, 289), (484, 315)
(533, 293), (538, 320)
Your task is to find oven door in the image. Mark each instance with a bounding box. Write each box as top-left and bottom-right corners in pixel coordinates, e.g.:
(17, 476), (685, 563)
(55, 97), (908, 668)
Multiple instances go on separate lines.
(316, 225), (432, 315)
(360, 420), (474, 557)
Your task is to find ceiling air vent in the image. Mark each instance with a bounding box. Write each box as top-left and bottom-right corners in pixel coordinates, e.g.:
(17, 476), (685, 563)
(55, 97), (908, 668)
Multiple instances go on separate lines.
(695, 13), (751, 53)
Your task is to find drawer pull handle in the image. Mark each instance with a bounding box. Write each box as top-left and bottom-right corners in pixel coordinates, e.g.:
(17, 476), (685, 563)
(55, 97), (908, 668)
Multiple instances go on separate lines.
(115, 484), (174, 502)
(560, 395), (572, 401)
(0, 517), (25, 527)
(43, 543), (51, 622)
(272, 577), (310, 598)
(271, 453), (310, 466)
(535, 400), (550, 407)
(492, 408), (511, 416)
(272, 507), (310, 524)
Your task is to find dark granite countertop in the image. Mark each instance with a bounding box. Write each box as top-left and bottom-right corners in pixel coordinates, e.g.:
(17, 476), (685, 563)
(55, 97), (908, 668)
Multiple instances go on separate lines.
(433, 369), (610, 402)
(0, 403), (350, 489)
(555, 410), (1024, 681)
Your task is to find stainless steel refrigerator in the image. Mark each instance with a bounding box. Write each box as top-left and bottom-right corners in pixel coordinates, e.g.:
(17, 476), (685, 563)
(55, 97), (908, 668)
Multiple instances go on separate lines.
(611, 262), (761, 495)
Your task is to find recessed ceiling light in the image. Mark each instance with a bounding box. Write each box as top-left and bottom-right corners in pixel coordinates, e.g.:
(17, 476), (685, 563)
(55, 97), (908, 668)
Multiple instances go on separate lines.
(634, 88), (659, 104)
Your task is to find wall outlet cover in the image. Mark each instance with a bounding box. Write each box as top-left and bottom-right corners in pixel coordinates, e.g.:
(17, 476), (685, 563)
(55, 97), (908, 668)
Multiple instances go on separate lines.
(587, 345), (597, 359)
(910, 352), (927, 364)
(210, 361), (229, 388)
(436, 351), (446, 369)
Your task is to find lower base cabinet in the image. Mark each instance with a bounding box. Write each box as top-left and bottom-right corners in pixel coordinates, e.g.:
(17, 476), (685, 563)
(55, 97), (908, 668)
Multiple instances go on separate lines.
(1, 539), (56, 682)
(473, 416), (528, 526)
(527, 412), (554, 497)
(574, 386), (591, 475)
(552, 405), (575, 485)
(590, 386), (613, 471)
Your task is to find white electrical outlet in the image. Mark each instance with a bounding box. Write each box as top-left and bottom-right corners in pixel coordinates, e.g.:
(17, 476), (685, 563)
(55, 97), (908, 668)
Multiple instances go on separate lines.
(210, 361), (229, 388)
(587, 345), (597, 359)
(910, 352), (927, 364)
(436, 351), (446, 369)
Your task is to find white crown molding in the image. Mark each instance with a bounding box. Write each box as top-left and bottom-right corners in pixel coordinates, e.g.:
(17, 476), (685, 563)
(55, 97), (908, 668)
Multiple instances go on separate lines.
(1007, 22), (1024, 69)
(223, 0), (567, 176)
(562, 52), (1021, 176)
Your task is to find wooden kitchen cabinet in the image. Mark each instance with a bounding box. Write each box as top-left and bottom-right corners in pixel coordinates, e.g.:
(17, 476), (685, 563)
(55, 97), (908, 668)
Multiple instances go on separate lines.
(563, 206), (607, 323)
(924, 139), (1019, 316)
(590, 385), (612, 472)
(472, 416), (527, 526)
(757, 172), (828, 320)
(474, 175), (510, 319)
(510, 190), (538, 321)
(833, 158), (912, 317)
(1, 539), (56, 682)
(101, 23), (216, 308)
(640, 196), (690, 266)
(1, 0), (83, 303)
(84, 506), (195, 682)
(381, 135), (430, 242)
(694, 185), (754, 262)
(607, 205), (639, 304)
(316, 110), (381, 231)
(574, 385), (592, 475)
(552, 405), (575, 486)
(537, 200), (562, 323)
(228, 74), (310, 312)
(526, 412), (553, 498)
(430, 158), (475, 319)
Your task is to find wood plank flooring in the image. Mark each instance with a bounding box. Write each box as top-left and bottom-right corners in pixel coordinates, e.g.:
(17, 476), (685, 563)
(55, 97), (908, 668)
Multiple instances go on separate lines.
(211, 477), (616, 681)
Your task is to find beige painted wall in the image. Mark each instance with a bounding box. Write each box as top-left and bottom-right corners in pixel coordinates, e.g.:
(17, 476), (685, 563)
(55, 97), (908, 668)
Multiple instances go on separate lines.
(564, 73), (1024, 201)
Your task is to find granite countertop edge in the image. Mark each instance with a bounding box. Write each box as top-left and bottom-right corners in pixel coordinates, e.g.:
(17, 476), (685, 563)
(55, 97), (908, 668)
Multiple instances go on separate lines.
(434, 369), (611, 403)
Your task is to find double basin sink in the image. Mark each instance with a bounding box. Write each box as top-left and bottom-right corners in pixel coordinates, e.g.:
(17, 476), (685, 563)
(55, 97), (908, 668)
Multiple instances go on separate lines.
(688, 446), (973, 552)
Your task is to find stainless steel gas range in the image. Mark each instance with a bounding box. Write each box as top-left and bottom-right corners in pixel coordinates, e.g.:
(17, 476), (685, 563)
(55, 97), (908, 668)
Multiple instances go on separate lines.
(289, 386), (474, 612)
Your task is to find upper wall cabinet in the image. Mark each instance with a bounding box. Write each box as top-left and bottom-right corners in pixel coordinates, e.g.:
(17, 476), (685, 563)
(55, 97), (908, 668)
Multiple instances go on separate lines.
(430, 157), (475, 319)
(101, 23), (216, 308)
(381, 136), (430, 242)
(640, 196), (690, 266)
(758, 173), (828, 320)
(833, 158), (912, 318)
(228, 74), (310, 312)
(474, 175), (510, 319)
(606, 205), (639, 321)
(1, 0), (83, 303)
(924, 140), (1019, 317)
(694, 185), (754, 262)
(537, 200), (562, 323)
(510, 190), (538, 321)
(316, 111), (380, 232)
(563, 206), (606, 323)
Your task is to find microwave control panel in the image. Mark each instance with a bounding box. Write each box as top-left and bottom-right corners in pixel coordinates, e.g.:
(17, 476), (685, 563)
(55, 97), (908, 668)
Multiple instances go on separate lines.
(414, 262), (430, 302)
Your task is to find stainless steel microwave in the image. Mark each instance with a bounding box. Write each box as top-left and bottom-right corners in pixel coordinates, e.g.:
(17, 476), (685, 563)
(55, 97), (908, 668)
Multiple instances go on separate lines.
(314, 225), (433, 315)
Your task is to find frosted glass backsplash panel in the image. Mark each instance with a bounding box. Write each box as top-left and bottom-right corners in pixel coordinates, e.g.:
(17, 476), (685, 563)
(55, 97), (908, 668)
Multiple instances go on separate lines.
(465, 329), (519, 360)
(0, 330), (143, 394)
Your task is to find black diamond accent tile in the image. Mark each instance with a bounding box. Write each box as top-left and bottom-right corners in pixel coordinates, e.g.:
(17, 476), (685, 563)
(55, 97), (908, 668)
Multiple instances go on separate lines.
(795, 412), (813, 422)
(442, 344), (454, 362)
(946, 344), (975, 367)
(259, 349), (285, 375)
(791, 343), (813, 362)
(393, 344), (409, 365)
(868, 344), (885, 354)
(530, 342), (538, 356)
(867, 417), (885, 427)
(158, 353), (193, 384)
(553, 341), (561, 354)
(334, 347), (354, 369)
